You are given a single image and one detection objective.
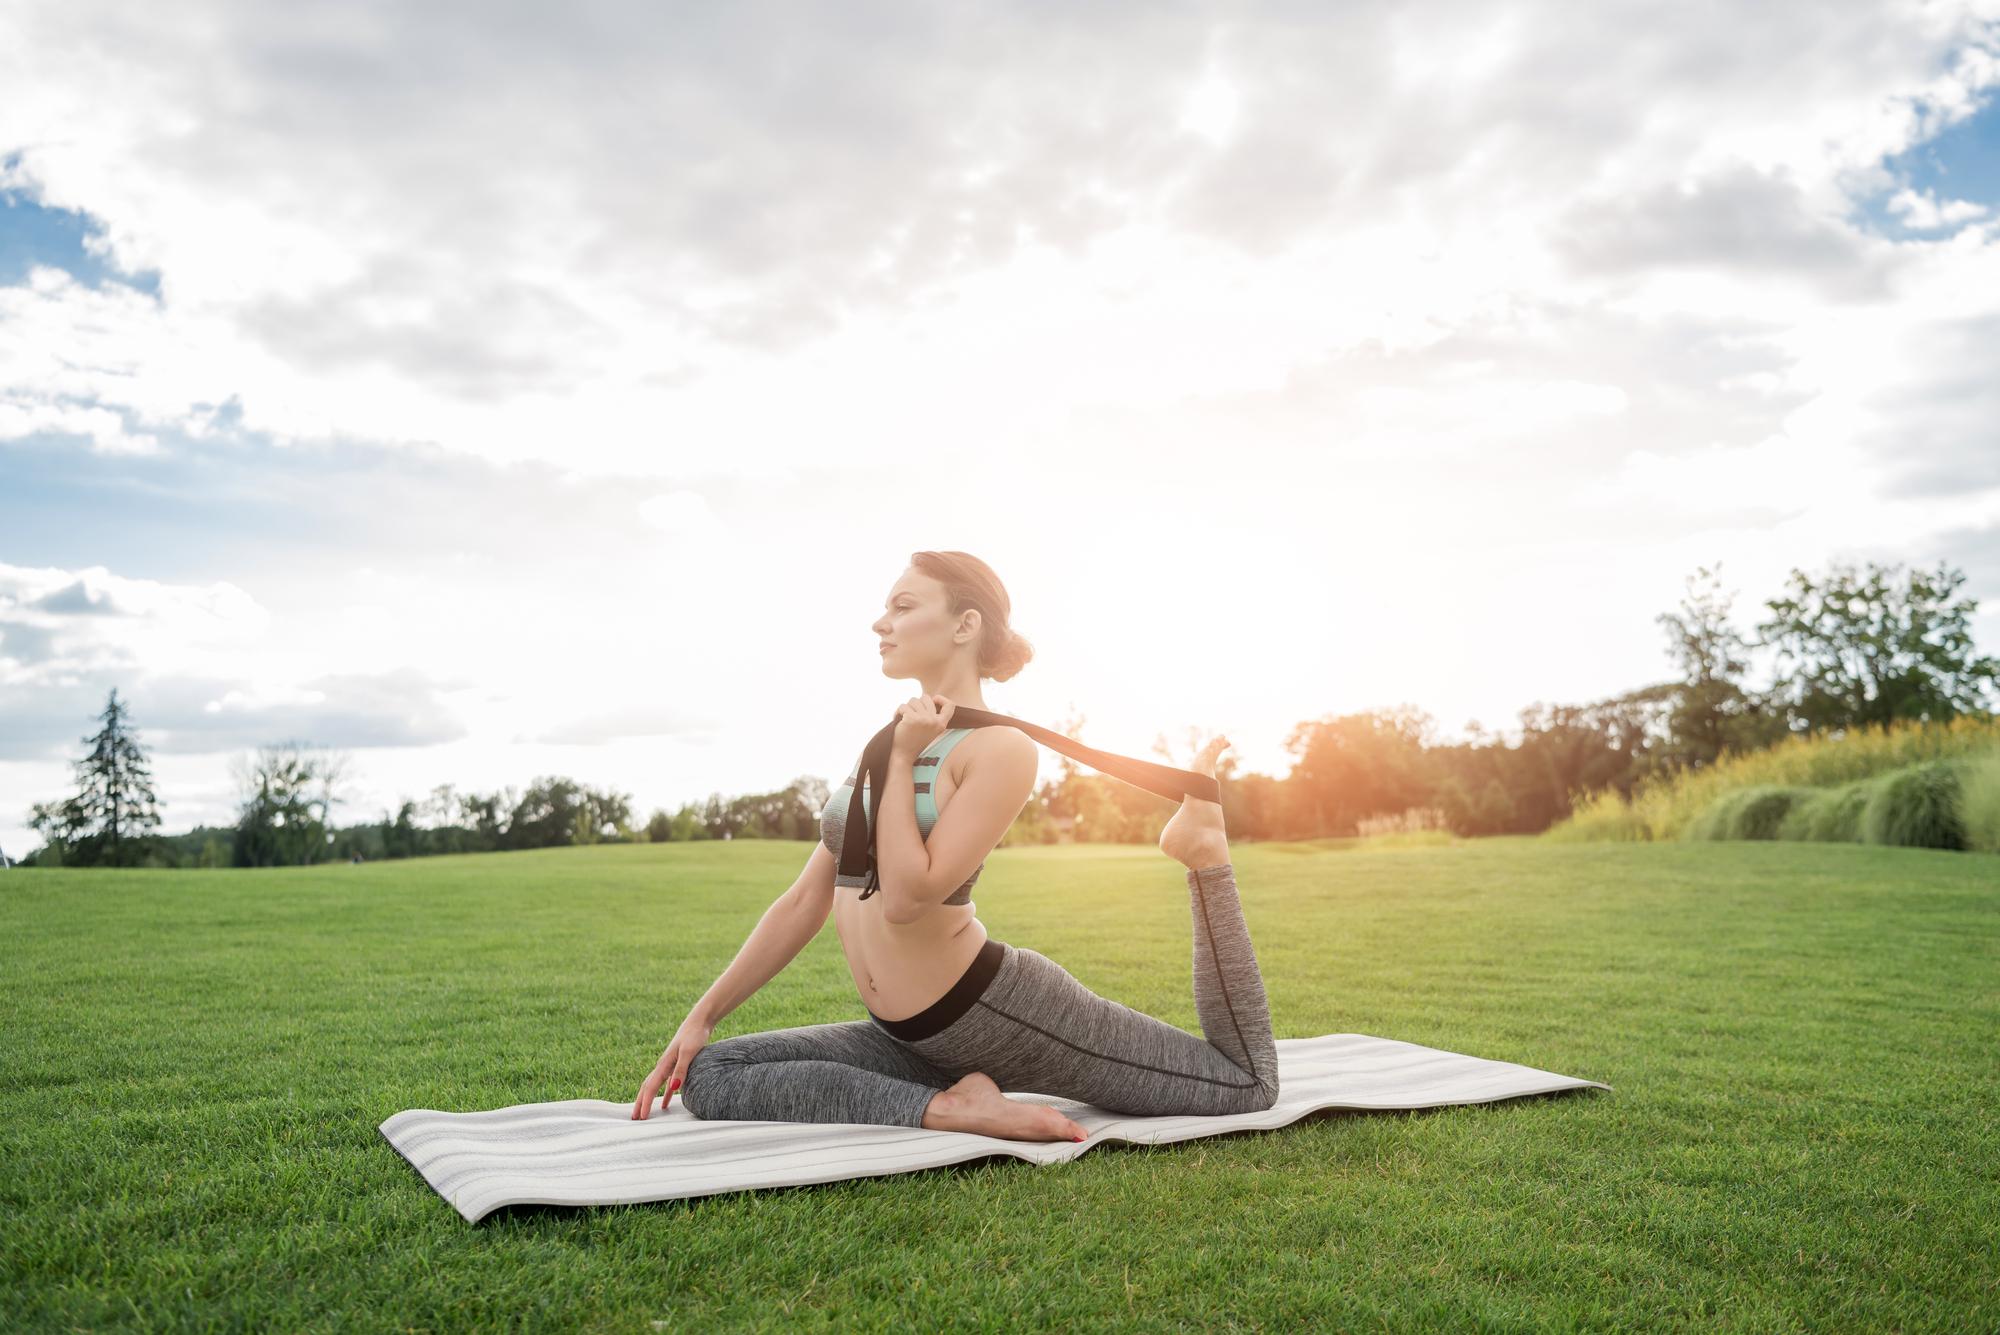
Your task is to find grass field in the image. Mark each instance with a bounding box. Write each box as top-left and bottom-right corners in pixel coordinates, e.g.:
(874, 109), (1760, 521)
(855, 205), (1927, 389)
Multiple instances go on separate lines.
(3, 839), (1995, 1332)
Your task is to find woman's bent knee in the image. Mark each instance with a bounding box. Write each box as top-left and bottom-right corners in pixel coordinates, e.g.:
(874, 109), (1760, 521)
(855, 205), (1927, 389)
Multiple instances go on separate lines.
(677, 1046), (729, 1119)
(1229, 1080), (1280, 1115)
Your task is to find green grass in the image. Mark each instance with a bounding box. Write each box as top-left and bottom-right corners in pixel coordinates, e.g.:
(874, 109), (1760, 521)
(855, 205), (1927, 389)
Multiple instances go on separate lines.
(2, 840), (1995, 1332)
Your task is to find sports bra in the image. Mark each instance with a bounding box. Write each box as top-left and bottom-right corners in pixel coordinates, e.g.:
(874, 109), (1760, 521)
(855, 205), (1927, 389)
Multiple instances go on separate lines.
(820, 728), (983, 905)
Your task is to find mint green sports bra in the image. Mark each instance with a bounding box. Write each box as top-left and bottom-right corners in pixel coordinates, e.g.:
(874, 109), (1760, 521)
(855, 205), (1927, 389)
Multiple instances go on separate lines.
(820, 728), (982, 904)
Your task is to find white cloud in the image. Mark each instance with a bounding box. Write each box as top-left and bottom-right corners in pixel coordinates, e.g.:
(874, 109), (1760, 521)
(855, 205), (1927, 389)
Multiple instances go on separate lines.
(1179, 63), (1241, 146)
(1887, 187), (1989, 230)
(637, 491), (717, 536)
(0, 0), (1989, 473)
(533, 707), (719, 748)
(0, 562), (463, 760)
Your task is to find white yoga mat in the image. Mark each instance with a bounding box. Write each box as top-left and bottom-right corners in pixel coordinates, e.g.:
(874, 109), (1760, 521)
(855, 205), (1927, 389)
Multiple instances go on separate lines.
(382, 1033), (1609, 1222)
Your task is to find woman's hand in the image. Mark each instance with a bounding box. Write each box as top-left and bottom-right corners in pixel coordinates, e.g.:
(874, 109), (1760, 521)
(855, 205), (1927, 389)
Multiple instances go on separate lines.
(889, 693), (956, 763)
(631, 1011), (714, 1120)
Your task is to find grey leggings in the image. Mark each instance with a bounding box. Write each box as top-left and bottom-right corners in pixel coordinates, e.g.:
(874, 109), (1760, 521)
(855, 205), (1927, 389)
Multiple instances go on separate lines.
(680, 864), (1278, 1126)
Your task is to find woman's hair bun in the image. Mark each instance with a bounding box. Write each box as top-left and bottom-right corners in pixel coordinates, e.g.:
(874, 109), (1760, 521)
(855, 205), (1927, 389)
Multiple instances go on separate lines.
(909, 549), (1034, 683)
(986, 630), (1035, 683)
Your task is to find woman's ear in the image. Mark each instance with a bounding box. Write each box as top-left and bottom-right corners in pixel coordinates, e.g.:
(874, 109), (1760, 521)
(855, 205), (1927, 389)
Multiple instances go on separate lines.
(954, 608), (983, 646)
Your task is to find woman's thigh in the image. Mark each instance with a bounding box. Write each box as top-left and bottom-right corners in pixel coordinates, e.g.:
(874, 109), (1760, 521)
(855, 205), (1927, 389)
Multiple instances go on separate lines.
(906, 947), (1273, 1117)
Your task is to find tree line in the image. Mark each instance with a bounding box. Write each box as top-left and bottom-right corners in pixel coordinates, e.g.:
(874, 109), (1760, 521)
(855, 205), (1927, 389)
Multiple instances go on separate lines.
(1004, 560), (1996, 845)
(15, 709), (832, 868)
(13, 558), (1992, 867)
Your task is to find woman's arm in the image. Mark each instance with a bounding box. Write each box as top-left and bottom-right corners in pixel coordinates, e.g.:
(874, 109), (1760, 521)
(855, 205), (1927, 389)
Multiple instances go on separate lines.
(873, 696), (1037, 926)
(630, 841), (837, 1119)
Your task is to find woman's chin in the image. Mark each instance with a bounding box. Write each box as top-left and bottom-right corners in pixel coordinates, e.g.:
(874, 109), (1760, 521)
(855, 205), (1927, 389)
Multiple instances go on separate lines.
(879, 658), (932, 683)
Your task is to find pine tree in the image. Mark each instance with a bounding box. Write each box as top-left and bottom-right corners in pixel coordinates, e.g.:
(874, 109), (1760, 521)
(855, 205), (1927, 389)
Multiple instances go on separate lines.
(30, 689), (163, 867)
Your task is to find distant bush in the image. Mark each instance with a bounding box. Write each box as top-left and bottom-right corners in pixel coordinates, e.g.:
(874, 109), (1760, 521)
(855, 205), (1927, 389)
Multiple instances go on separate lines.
(1860, 762), (1966, 850)
(1776, 783), (1871, 844)
(1685, 786), (1816, 841)
(1549, 717), (2000, 843)
(1675, 757), (1983, 851)
(1961, 758), (2000, 854)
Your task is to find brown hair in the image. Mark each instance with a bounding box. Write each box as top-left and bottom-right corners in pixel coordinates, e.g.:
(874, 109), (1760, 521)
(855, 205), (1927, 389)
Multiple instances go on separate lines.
(909, 550), (1035, 682)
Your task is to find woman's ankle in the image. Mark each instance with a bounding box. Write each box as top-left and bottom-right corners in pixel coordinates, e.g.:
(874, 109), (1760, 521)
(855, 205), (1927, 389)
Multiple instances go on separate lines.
(1176, 836), (1230, 871)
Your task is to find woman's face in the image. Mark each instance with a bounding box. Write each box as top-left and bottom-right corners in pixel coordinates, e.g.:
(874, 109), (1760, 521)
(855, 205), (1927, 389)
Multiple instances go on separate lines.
(872, 569), (976, 681)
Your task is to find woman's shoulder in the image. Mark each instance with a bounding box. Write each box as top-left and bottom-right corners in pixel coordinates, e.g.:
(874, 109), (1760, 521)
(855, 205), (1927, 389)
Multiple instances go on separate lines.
(955, 722), (1038, 769)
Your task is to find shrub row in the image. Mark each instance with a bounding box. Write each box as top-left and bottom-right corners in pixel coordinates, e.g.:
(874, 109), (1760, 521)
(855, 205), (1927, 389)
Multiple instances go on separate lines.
(1549, 717), (2000, 844)
(1678, 756), (2000, 852)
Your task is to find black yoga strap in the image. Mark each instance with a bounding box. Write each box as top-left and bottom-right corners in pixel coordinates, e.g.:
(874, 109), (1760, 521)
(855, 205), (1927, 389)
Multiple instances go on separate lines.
(840, 704), (1222, 892)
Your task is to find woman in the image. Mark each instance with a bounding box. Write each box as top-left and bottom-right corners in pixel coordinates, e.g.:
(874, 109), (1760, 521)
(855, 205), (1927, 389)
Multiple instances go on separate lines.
(631, 551), (1277, 1142)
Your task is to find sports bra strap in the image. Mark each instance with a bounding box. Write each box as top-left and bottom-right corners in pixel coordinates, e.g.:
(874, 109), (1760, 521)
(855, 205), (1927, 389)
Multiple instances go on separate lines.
(912, 728), (973, 833)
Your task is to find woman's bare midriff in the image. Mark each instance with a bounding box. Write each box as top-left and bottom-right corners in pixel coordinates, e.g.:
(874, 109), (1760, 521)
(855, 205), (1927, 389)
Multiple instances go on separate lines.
(834, 893), (987, 1020)
(830, 737), (993, 1021)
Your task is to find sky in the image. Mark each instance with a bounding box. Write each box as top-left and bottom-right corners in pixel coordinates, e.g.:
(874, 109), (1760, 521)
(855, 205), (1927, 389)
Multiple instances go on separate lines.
(2, 0), (1999, 856)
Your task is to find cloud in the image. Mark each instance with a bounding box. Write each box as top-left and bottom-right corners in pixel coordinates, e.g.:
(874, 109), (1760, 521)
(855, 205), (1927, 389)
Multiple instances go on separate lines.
(1560, 166), (1890, 295)
(241, 271), (608, 402)
(0, 668), (467, 761)
(1866, 313), (2000, 497)
(0, 561), (463, 758)
(637, 490), (717, 536)
(1886, 188), (1988, 230)
(1232, 303), (1807, 468)
(147, 669), (467, 753)
(1933, 521), (2000, 607)
(0, 390), (159, 455)
(1, 0), (1989, 414)
(31, 578), (122, 615)
(533, 707), (718, 747)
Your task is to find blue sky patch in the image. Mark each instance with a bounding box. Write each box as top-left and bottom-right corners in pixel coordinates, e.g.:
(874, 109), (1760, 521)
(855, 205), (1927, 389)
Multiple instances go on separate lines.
(0, 186), (160, 294)
(1856, 94), (2000, 236)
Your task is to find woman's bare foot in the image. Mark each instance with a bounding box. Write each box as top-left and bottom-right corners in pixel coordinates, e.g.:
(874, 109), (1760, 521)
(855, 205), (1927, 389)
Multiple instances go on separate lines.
(920, 1072), (1090, 1142)
(1160, 735), (1232, 871)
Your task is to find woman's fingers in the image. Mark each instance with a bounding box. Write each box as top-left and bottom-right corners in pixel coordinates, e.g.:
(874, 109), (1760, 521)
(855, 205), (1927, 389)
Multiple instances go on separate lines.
(631, 1047), (674, 1120)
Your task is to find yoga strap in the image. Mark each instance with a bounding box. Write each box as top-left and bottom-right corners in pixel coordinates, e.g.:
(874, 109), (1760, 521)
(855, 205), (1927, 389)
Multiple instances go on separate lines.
(841, 704), (1223, 892)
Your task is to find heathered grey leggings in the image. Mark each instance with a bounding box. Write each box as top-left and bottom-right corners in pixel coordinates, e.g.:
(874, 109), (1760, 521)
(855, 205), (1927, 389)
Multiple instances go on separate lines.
(679, 864), (1278, 1126)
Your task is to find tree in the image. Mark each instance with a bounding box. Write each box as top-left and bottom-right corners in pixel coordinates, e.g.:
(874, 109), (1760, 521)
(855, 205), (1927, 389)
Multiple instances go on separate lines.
(1649, 565), (1775, 768)
(667, 806), (710, 841)
(1758, 561), (1998, 731)
(497, 778), (633, 849)
(1426, 696), (1658, 836)
(233, 744), (345, 867)
(1282, 708), (1438, 837)
(29, 689), (163, 867)
(689, 777), (829, 840)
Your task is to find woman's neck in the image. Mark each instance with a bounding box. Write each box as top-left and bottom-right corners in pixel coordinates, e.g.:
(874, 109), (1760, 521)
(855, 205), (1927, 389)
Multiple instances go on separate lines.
(919, 662), (987, 711)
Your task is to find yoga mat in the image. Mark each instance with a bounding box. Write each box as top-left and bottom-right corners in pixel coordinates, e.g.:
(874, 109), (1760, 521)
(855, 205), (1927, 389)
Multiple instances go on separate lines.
(381, 1033), (1609, 1222)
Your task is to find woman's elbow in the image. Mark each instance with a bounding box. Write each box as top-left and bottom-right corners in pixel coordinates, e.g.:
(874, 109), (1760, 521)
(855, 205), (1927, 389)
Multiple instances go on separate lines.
(880, 894), (933, 927)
